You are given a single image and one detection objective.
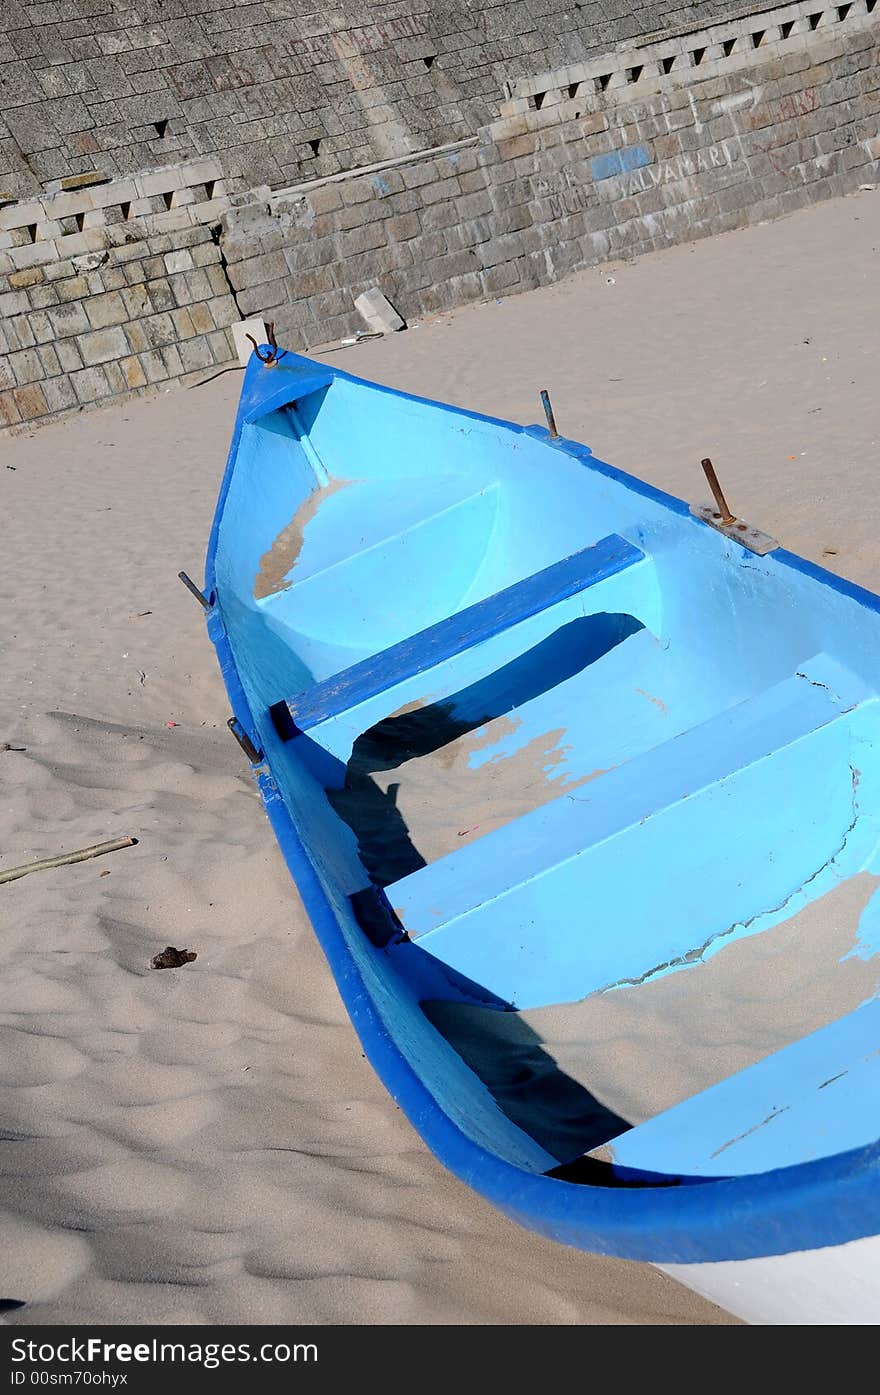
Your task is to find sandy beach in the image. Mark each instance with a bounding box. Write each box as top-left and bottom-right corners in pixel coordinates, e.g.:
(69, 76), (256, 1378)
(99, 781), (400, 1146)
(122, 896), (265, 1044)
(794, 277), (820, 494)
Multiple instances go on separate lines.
(1, 189), (877, 1325)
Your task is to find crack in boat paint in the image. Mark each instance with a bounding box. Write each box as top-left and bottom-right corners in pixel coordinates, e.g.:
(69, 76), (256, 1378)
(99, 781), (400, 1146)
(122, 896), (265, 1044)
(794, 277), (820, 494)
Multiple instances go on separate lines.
(598, 765), (862, 993)
(710, 1105), (791, 1159)
(818, 1071), (849, 1089)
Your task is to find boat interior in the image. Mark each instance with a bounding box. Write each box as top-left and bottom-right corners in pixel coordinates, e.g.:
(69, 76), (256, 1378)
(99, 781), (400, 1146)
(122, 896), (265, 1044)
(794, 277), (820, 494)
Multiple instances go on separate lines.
(212, 360), (880, 1185)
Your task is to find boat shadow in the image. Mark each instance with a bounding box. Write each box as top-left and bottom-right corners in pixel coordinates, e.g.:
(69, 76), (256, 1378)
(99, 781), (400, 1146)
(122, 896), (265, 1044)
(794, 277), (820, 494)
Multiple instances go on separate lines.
(327, 613), (643, 888)
(422, 996), (633, 1164)
(328, 614), (648, 1168)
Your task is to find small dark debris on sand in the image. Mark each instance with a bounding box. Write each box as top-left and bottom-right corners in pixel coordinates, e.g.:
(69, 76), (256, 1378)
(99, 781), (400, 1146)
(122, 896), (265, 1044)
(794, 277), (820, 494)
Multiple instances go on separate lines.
(151, 946), (198, 970)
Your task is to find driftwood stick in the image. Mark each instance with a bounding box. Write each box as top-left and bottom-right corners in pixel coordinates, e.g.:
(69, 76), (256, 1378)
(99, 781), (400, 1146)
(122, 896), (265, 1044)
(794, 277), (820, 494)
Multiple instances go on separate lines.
(0, 836), (138, 885)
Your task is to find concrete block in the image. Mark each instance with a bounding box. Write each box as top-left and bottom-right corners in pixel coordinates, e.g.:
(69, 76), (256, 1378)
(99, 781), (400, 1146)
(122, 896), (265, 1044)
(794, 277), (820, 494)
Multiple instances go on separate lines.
(101, 267), (127, 291)
(6, 241), (57, 271)
(172, 268), (212, 305)
(188, 302), (216, 334)
(206, 264), (233, 297)
(135, 167), (185, 199)
(340, 223), (387, 256)
(191, 241), (220, 268)
(79, 326), (130, 365)
(227, 249), (287, 291)
(54, 228), (112, 257)
(171, 307), (195, 339)
(0, 388), (21, 426)
(0, 201), (43, 232)
(9, 305), (39, 345)
(9, 266), (43, 289)
(354, 287), (405, 333)
(231, 317), (266, 365)
(179, 336), (213, 373)
(28, 310), (54, 343)
(165, 248), (193, 274)
(187, 198), (231, 224)
(37, 344), (61, 377)
(10, 347), (43, 384)
(13, 384), (50, 420)
(207, 328), (236, 365)
(49, 302), (90, 337)
(103, 361), (127, 396)
(85, 290), (128, 328)
(178, 158), (224, 186)
(120, 356), (147, 389)
(207, 295), (240, 329)
(140, 312), (177, 348)
(56, 339), (84, 372)
(141, 208), (200, 236)
(70, 366), (112, 404)
(42, 376), (79, 413)
(140, 351), (169, 384)
(160, 345), (185, 378)
(44, 181), (136, 219)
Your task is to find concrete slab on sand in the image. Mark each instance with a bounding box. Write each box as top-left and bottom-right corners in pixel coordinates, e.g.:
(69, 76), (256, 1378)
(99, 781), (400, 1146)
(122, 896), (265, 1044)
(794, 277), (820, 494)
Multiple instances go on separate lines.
(1, 191), (877, 1326)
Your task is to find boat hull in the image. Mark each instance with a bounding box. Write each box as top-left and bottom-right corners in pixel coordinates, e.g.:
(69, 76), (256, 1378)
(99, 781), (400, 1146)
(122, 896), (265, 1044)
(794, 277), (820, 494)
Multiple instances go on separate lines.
(203, 349), (880, 1318)
(662, 1231), (880, 1324)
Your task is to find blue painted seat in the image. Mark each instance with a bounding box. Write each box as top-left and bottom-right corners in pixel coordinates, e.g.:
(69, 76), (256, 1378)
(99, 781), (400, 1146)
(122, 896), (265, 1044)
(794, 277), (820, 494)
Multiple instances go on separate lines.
(602, 996), (880, 1178)
(270, 532), (644, 740)
(386, 654), (876, 1009)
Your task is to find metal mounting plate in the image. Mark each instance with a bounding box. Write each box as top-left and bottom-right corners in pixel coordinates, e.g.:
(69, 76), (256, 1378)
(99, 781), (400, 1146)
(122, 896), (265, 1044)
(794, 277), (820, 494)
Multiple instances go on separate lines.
(690, 503), (779, 556)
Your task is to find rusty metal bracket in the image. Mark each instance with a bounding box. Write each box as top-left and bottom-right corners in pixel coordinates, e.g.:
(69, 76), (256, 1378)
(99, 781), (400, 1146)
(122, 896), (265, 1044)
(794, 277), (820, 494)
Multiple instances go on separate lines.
(245, 320), (280, 366)
(690, 456), (779, 556)
(227, 716), (263, 764)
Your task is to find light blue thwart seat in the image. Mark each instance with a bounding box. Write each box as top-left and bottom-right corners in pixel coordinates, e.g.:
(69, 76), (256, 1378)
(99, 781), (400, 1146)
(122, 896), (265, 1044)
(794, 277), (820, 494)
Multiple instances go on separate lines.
(269, 531), (646, 778)
(385, 653), (876, 1009)
(604, 996), (880, 1178)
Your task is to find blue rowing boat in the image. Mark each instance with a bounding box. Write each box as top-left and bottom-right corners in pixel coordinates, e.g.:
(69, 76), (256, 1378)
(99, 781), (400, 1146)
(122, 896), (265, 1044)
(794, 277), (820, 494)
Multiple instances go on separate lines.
(200, 346), (880, 1323)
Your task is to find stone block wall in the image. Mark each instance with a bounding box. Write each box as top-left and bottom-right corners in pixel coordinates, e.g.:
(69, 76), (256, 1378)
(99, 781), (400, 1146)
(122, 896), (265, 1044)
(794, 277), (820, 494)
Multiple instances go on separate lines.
(1, 0), (878, 433)
(221, 0), (880, 348)
(0, 2), (741, 197)
(0, 158), (238, 429)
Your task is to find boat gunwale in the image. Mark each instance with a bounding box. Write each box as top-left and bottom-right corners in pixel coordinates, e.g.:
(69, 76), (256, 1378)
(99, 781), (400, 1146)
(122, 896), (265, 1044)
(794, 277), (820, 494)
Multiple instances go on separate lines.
(203, 348), (880, 1265)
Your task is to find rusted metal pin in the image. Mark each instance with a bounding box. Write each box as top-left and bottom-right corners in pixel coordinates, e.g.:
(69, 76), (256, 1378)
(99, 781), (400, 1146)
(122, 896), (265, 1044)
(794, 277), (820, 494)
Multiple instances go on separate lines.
(178, 570), (210, 609)
(227, 716), (263, 765)
(245, 319), (279, 365)
(700, 457), (735, 527)
(540, 389), (559, 439)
